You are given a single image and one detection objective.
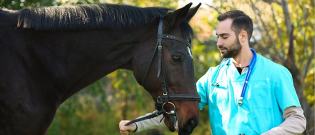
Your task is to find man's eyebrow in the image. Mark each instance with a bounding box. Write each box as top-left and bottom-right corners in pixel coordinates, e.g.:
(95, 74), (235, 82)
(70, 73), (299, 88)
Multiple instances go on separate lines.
(216, 33), (230, 36)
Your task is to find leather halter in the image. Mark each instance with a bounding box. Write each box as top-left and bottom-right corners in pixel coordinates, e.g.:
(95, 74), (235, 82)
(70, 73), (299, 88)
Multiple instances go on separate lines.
(143, 17), (200, 106)
(125, 18), (200, 127)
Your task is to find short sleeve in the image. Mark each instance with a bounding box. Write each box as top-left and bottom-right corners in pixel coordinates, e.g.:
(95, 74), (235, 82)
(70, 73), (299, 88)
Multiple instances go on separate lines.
(196, 67), (214, 110)
(274, 66), (301, 112)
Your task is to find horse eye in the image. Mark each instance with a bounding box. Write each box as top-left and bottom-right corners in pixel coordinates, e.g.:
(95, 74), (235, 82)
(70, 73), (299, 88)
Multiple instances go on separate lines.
(171, 55), (181, 62)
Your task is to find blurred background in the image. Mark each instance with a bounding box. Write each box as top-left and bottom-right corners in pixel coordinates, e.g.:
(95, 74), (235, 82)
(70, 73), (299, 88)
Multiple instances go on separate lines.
(1, 0), (314, 134)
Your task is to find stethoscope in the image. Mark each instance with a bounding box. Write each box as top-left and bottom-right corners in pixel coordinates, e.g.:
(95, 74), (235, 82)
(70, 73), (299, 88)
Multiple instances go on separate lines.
(211, 49), (257, 106)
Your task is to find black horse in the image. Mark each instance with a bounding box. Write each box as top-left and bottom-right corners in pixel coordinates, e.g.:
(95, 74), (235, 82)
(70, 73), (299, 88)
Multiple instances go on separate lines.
(0, 3), (201, 135)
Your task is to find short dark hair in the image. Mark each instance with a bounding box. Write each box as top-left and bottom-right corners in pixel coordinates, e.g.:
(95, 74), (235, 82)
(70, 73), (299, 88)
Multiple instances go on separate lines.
(217, 10), (253, 40)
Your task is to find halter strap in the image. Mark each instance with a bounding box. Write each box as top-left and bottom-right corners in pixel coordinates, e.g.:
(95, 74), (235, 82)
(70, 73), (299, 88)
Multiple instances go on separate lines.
(157, 34), (191, 48)
(140, 18), (164, 85)
(157, 18), (163, 77)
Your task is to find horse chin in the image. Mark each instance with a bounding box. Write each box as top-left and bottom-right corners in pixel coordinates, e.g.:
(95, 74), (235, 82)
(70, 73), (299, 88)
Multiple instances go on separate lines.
(178, 130), (193, 135)
(166, 115), (177, 132)
(177, 127), (194, 135)
(165, 115), (197, 134)
(168, 126), (176, 132)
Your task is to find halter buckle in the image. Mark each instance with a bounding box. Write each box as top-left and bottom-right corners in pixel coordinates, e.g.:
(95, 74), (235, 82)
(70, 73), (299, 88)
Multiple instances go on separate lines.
(157, 96), (167, 103)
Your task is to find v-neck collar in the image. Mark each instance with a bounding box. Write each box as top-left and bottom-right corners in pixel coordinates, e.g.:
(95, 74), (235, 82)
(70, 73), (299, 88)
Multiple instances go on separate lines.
(226, 59), (247, 81)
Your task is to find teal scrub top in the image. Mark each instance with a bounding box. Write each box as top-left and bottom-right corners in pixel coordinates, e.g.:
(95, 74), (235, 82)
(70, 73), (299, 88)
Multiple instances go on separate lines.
(196, 53), (301, 135)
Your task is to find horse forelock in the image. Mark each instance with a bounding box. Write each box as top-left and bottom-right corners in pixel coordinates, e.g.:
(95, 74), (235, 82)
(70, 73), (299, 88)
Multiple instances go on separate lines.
(17, 4), (171, 31)
(179, 20), (194, 46)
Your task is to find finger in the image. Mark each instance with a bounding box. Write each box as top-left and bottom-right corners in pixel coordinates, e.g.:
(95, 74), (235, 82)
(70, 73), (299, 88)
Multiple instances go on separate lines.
(119, 120), (130, 129)
(120, 120), (135, 132)
(120, 130), (130, 135)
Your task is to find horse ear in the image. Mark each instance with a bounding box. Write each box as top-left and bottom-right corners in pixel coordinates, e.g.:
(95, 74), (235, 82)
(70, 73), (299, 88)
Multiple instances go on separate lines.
(165, 3), (193, 26)
(185, 3), (201, 22)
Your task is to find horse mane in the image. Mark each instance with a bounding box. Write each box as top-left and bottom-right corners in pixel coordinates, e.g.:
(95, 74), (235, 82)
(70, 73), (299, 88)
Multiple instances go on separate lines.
(17, 4), (171, 31)
(0, 7), (15, 13)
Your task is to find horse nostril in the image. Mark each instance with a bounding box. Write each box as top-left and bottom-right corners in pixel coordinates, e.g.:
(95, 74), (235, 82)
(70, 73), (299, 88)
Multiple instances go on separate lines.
(184, 119), (196, 133)
(189, 119), (195, 126)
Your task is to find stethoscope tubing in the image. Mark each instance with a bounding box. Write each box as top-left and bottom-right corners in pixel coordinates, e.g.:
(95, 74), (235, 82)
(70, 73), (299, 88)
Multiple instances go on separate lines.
(210, 49), (257, 105)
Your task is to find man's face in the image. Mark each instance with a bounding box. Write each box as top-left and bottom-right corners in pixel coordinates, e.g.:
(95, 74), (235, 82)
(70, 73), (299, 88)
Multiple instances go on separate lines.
(216, 18), (242, 58)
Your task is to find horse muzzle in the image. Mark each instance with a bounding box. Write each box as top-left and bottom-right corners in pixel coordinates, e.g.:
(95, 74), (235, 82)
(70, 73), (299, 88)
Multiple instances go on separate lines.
(177, 117), (198, 135)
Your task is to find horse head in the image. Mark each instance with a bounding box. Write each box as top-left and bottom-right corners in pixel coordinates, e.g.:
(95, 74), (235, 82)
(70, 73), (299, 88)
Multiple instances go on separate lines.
(132, 3), (201, 134)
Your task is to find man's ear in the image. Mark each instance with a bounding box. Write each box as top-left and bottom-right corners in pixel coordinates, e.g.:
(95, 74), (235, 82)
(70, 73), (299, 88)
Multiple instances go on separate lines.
(239, 30), (248, 42)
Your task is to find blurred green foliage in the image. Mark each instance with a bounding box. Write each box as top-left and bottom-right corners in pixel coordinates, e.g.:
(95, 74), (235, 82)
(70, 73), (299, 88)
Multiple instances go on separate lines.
(1, 0), (313, 134)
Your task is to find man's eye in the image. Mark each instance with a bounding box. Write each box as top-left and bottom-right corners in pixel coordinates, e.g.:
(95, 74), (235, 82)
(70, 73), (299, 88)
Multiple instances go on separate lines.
(223, 37), (228, 39)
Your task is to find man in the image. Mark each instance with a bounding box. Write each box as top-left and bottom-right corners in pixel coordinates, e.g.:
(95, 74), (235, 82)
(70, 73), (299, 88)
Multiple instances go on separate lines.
(119, 10), (306, 135)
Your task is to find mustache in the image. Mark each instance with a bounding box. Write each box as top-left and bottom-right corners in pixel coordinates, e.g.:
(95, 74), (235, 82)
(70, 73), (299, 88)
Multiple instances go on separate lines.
(218, 46), (228, 50)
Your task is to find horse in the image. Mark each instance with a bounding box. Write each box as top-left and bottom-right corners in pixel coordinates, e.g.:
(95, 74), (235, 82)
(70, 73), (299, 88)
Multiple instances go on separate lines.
(0, 3), (201, 135)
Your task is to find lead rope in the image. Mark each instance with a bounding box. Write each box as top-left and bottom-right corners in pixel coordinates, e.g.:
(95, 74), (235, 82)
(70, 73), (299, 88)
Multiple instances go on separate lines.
(124, 110), (166, 126)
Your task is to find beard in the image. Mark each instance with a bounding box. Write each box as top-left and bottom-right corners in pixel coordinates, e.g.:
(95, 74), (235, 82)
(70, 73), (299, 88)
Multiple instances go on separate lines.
(220, 38), (242, 58)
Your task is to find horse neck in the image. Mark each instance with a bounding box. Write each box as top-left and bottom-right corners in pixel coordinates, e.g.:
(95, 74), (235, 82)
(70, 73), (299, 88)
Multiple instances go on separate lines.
(22, 23), (156, 102)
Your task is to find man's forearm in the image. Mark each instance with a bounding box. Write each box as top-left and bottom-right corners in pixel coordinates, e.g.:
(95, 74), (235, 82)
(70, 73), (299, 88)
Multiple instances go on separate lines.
(262, 106), (306, 135)
(135, 113), (165, 133)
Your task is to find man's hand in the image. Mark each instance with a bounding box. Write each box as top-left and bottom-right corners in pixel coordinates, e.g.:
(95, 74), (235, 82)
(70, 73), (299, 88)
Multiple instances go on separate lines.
(119, 120), (137, 135)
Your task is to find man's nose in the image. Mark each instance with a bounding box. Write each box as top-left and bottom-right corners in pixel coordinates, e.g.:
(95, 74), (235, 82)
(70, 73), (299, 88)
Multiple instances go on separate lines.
(216, 38), (223, 46)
